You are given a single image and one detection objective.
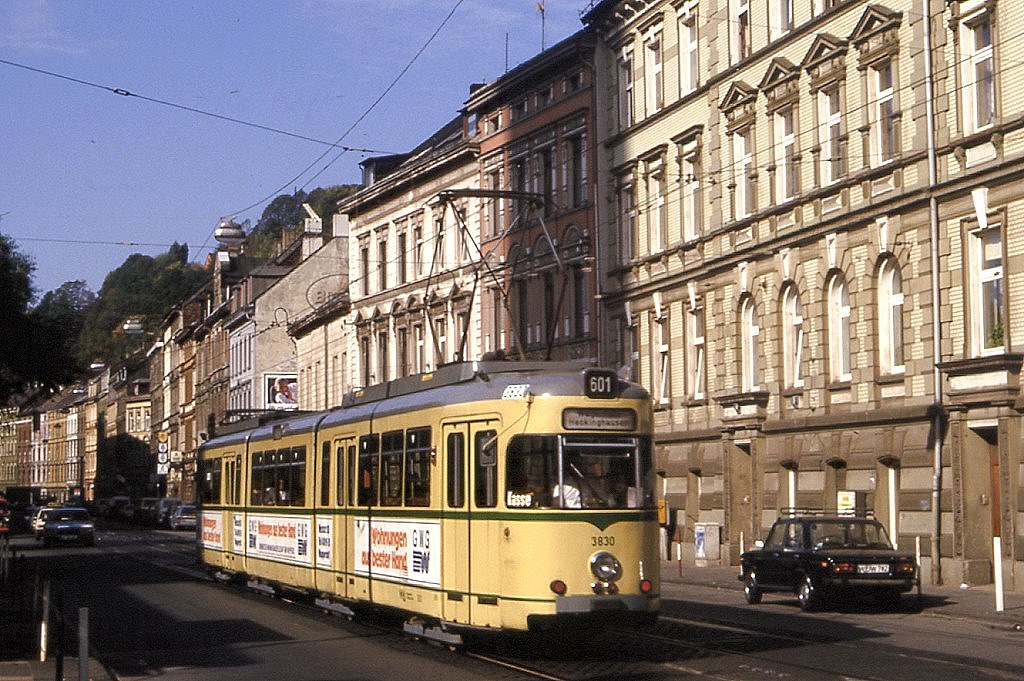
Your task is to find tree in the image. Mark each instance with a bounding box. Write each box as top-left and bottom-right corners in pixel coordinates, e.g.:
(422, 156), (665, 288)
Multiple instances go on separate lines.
(77, 242), (209, 364)
(0, 233), (37, 400)
(28, 280), (96, 389)
(246, 186), (360, 259)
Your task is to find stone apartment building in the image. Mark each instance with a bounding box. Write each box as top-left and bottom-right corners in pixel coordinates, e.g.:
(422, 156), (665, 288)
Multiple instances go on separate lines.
(339, 117), (482, 387)
(463, 30), (602, 364)
(582, 0), (1024, 588)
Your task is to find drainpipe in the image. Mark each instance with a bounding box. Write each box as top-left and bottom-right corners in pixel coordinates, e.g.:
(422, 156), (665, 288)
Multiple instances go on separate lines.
(922, 0), (944, 586)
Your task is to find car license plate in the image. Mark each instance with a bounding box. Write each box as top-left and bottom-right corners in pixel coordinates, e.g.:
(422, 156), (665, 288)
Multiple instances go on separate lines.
(857, 564), (889, 574)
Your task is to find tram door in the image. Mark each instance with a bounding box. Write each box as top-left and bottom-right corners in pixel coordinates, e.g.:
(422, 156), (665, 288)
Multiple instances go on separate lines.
(441, 419), (499, 626)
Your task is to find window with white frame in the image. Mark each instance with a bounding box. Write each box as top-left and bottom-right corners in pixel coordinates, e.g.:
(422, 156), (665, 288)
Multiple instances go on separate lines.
(679, 5), (699, 95)
(687, 304), (706, 400)
(538, 146), (555, 216)
(827, 275), (852, 382)
(646, 159), (667, 254)
(434, 313), (448, 367)
(618, 177), (636, 264)
(773, 107), (797, 203)
(618, 48), (634, 130)
(624, 314), (640, 384)
(413, 218), (424, 277)
(377, 233), (388, 291)
(564, 134), (586, 209)
(960, 8), (995, 134)
(510, 154), (528, 225)
(868, 60), (897, 167)
(644, 28), (664, 116)
(377, 330), (389, 383)
(732, 127), (755, 219)
(434, 214), (446, 269)
(731, 0), (751, 65)
(813, 0), (840, 16)
(878, 258), (905, 374)
(397, 230), (408, 285)
(818, 84), (843, 184)
(741, 296), (760, 391)
(359, 239), (370, 296)
(485, 166), (503, 236)
(782, 284), (804, 389)
(681, 142), (701, 242)
(770, 0), (793, 41)
(414, 322), (425, 373)
(972, 223), (1004, 354)
(653, 309), (670, 405)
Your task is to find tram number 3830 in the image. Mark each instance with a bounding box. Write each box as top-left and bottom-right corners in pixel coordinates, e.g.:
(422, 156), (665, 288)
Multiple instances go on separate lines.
(592, 535), (616, 547)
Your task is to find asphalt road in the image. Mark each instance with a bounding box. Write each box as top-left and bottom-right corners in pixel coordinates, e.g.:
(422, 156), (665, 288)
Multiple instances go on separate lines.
(7, 525), (1024, 680)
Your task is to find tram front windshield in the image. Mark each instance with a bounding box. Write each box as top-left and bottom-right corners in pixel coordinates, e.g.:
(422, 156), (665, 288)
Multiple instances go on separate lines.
(505, 434), (654, 509)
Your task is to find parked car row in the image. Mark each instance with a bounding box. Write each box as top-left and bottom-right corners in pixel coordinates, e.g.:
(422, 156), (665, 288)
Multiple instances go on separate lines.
(93, 496), (184, 527)
(28, 506), (95, 547)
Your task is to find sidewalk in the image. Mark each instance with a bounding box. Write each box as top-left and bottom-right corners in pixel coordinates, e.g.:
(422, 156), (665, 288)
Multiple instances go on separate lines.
(660, 559), (1024, 630)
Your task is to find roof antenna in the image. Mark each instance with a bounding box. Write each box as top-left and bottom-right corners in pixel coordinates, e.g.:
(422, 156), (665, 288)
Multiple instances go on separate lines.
(537, 2), (546, 51)
(505, 32), (509, 72)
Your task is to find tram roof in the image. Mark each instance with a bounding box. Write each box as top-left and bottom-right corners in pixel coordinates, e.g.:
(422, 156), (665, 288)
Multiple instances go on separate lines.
(201, 361), (648, 451)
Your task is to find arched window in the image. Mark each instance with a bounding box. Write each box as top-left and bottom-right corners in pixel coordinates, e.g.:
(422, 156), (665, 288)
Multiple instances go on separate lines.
(740, 295), (760, 391)
(878, 258), (905, 374)
(781, 284), (804, 389)
(827, 274), (851, 382)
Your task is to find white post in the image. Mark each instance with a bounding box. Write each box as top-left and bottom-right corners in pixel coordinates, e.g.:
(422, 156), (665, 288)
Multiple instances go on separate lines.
(993, 536), (1004, 613)
(39, 579), (49, 662)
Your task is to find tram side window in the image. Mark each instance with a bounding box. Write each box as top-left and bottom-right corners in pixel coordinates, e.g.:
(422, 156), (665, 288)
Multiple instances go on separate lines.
(223, 455), (237, 505)
(347, 444), (356, 506)
(198, 457), (222, 504)
(358, 434), (380, 506)
(474, 429), (498, 508)
(337, 442), (354, 507)
(405, 427), (431, 507)
(447, 432), (465, 508)
(380, 431), (403, 506)
(320, 441), (331, 506)
(252, 447), (307, 506)
(505, 436), (556, 508)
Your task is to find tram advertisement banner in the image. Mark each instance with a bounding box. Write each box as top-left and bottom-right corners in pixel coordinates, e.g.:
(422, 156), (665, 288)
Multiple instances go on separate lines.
(353, 518), (440, 586)
(315, 515), (333, 569)
(246, 513), (313, 566)
(232, 513), (245, 553)
(200, 512), (223, 549)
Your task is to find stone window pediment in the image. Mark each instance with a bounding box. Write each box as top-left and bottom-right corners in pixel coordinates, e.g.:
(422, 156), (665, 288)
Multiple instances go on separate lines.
(759, 57), (800, 109)
(720, 81), (758, 127)
(849, 5), (903, 62)
(803, 34), (848, 89)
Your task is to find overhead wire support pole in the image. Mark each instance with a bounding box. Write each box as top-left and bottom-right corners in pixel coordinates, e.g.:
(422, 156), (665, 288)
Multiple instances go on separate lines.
(435, 189), (559, 361)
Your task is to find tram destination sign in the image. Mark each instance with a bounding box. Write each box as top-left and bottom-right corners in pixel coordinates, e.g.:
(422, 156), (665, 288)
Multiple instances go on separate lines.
(562, 407), (636, 431)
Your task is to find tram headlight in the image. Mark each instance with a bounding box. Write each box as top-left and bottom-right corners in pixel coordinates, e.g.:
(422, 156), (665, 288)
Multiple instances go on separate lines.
(590, 551), (623, 583)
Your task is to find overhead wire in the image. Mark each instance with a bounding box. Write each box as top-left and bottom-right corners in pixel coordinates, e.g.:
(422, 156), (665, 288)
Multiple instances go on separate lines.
(0, 57), (395, 156)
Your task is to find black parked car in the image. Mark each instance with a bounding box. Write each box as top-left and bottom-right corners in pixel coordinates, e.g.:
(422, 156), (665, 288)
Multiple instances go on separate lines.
(739, 513), (917, 611)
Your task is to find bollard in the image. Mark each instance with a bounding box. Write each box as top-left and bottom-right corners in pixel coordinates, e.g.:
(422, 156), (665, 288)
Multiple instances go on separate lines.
(55, 590), (64, 681)
(39, 579), (49, 662)
(79, 608), (89, 681)
(994, 536), (1005, 613)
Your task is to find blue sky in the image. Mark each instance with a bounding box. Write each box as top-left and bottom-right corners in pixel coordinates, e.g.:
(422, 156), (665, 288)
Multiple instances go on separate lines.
(0, 0), (585, 297)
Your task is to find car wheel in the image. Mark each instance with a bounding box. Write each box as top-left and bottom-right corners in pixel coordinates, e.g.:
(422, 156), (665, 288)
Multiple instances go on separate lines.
(797, 576), (819, 612)
(744, 572), (762, 605)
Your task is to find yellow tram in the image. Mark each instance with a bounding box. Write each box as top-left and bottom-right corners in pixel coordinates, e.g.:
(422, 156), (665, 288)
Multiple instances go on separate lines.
(197, 360), (659, 643)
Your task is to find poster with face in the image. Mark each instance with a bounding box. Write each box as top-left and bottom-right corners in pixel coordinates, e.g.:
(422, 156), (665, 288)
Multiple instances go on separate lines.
(266, 373), (299, 410)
